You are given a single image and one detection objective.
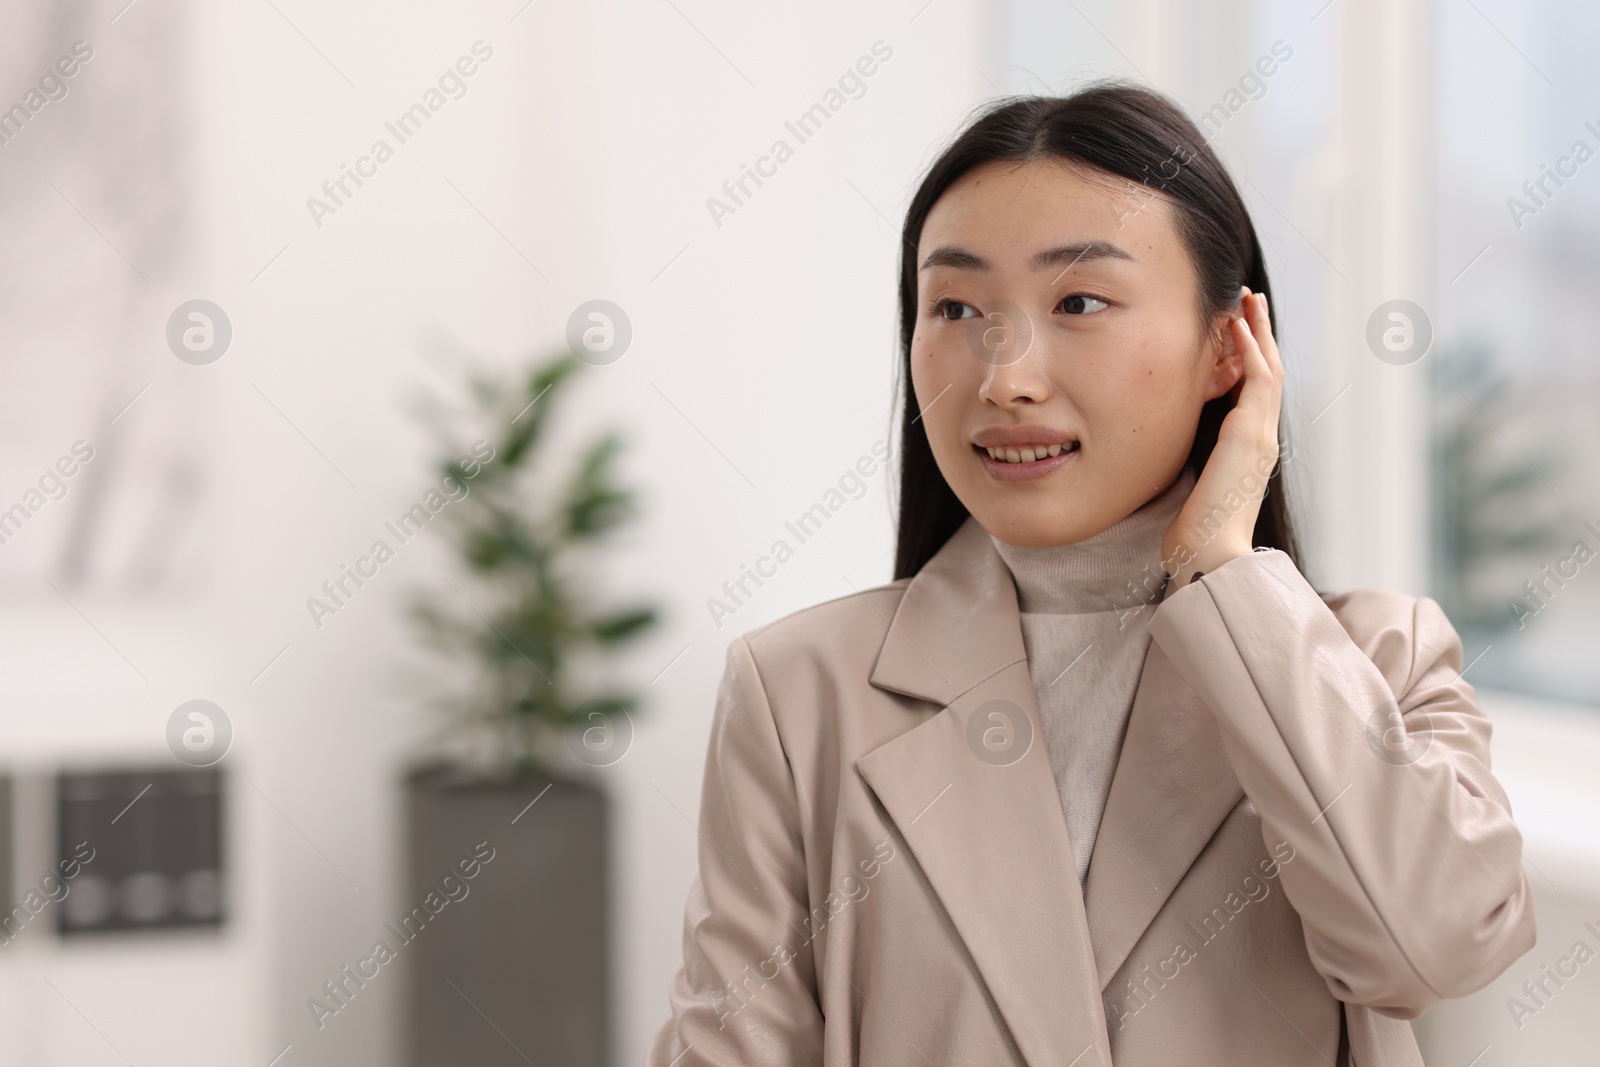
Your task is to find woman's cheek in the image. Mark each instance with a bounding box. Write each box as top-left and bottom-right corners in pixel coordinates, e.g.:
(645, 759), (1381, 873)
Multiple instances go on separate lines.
(910, 336), (941, 407)
(910, 340), (961, 456)
(912, 332), (969, 407)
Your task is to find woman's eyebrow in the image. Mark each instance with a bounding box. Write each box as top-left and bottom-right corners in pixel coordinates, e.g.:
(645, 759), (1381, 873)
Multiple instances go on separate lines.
(918, 240), (1135, 272)
(1031, 240), (1135, 272)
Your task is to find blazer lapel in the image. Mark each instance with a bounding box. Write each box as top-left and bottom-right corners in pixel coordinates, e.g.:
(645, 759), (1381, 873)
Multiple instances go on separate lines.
(858, 516), (1115, 1067)
(1080, 634), (1244, 987)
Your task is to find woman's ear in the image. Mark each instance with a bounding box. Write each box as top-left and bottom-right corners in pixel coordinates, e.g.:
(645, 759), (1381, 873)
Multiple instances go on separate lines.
(1202, 310), (1246, 402)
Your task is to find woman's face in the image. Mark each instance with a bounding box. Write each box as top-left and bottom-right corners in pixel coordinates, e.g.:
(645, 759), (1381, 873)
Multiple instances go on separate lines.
(910, 157), (1242, 547)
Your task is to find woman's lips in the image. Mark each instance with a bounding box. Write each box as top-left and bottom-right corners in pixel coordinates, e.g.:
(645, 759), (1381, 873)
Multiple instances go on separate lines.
(974, 441), (1080, 483)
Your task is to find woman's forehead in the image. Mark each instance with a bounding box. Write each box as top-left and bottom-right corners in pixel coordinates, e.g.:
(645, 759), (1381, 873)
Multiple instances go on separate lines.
(921, 157), (1179, 251)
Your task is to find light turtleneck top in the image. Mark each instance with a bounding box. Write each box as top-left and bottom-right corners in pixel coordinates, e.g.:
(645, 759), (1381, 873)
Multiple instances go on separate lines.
(987, 467), (1198, 885)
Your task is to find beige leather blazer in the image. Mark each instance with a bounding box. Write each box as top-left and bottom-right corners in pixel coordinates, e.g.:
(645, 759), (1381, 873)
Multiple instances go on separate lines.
(647, 515), (1536, 1066)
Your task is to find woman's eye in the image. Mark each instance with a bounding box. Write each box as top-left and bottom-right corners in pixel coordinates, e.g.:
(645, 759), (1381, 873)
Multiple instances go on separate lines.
(932, 298), (979, 321)
(1059, 294), (1109, 315)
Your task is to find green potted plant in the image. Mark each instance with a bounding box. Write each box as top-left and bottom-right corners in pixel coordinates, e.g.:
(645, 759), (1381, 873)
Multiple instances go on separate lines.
(400, 349), (658, 1067)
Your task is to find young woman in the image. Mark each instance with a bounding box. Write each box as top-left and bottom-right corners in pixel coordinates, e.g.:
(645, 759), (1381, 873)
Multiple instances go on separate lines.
(647, 82), (1535, 1066)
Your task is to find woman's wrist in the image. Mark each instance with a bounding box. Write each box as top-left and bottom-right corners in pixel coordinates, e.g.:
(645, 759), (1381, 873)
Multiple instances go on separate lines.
(1166, 539), (1252, 588)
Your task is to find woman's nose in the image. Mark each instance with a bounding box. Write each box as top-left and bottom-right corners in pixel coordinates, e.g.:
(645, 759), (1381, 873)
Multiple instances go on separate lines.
(974, 305), (1050, 405)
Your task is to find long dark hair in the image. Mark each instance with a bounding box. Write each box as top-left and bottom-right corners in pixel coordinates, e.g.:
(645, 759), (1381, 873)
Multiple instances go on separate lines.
(891, 80), (1301, 580)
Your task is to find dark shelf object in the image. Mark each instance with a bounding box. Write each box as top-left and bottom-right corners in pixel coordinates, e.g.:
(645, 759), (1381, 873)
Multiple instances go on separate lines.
(0, 776), (12, 923)
(56, 768), (224, 935)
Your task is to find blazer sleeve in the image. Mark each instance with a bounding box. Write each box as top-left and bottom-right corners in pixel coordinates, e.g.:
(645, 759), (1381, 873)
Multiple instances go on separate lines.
(1145, 548), (1536, 1020)
(646, 635), (825, 1066)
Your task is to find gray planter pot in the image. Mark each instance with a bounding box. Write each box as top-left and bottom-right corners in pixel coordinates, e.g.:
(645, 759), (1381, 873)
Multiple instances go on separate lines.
(405, 770), (608, 1067)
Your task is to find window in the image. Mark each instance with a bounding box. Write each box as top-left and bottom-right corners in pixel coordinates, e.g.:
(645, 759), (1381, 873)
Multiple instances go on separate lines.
(1431, 0), (1600, 705)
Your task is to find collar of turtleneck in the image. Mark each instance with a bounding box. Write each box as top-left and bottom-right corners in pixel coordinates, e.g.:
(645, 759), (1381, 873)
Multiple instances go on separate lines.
(987, 466), (1198, 615)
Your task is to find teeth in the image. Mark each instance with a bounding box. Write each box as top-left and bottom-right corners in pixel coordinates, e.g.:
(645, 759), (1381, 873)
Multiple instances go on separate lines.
(985, 443), (1074, 463)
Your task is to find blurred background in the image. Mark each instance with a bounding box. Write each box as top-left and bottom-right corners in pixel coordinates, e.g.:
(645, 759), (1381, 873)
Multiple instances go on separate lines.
(0, 0), (1595, 1063)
